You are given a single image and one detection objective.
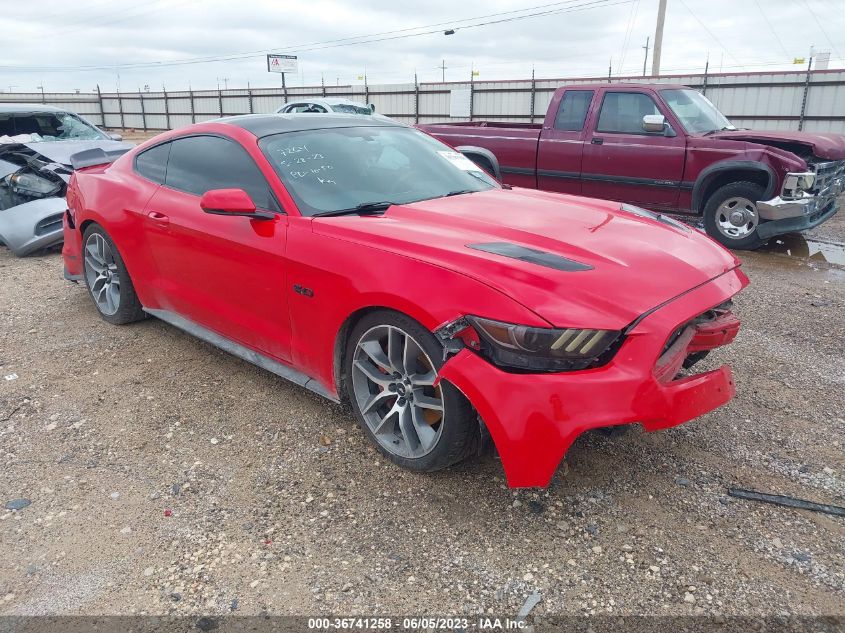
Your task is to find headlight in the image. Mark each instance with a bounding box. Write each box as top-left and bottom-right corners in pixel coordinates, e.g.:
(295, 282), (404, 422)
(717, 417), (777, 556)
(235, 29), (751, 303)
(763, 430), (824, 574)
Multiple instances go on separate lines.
(781, 172), (815, 200)
(8, 172), (61, 197)
(467, 315), (621, 372)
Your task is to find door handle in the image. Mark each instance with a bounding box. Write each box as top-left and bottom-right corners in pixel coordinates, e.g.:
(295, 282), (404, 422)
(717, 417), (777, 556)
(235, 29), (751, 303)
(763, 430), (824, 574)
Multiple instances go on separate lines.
(147, 211), (170, 225)
(591, 137), (604, 145)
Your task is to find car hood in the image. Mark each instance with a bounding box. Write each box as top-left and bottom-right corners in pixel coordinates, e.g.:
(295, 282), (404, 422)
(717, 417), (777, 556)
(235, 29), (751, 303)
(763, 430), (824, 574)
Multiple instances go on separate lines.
(709, 130), (845, 160)
(17, 139), (134, 166)
(312, 188), (740, 329)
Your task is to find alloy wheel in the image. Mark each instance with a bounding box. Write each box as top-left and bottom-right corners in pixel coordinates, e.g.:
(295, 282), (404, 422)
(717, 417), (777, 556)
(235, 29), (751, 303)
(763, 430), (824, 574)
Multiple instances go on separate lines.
(350, 325), (444, 459)
(715, 196), (759, 240)
(84, 233), (121, 316)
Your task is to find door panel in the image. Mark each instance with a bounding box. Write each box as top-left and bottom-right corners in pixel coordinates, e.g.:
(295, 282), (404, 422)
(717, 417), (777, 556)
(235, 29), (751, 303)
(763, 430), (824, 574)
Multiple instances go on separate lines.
(581, 91), (686, 208)
(143, 186), (291, 361)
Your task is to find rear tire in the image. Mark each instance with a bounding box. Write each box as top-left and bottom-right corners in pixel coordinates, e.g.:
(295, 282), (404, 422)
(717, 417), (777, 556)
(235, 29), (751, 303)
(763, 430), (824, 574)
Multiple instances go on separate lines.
(82, 224), (146, 325)
(703, 181), (766, 250)
(343, 310), (478, 473)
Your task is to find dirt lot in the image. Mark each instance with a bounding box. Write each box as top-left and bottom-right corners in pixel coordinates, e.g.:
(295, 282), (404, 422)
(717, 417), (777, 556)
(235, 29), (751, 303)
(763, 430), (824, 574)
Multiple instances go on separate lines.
(0, 140), (843, 619)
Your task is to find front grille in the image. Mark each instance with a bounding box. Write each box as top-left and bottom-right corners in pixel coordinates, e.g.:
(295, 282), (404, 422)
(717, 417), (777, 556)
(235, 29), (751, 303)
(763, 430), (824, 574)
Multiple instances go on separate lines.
(34, 213), (63, 236)
(812, 160), (845, 192)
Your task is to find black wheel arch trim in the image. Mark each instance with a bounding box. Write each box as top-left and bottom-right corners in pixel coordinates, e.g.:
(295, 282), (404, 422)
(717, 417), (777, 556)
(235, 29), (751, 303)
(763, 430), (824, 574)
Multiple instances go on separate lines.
(455, 146), (501, 180)
(692, 160), (777, 212)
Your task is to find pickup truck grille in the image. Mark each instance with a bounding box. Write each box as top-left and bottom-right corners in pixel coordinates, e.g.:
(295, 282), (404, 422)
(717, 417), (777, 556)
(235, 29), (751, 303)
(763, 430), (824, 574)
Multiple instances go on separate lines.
(812, 160), (845, 194)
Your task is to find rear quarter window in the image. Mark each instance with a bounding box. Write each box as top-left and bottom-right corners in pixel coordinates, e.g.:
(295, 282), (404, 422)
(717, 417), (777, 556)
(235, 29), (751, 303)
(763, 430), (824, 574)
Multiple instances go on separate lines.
(134, 142), (171, 184)
(553, 90), (594, 131)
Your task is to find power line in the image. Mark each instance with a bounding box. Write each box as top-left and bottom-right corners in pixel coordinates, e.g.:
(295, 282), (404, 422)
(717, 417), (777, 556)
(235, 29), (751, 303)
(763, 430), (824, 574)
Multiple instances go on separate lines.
(752, 0), (790, 59)
(802, 0), (841, 57)
(677, 0), (741, 65)
(0, 0), (633, 72)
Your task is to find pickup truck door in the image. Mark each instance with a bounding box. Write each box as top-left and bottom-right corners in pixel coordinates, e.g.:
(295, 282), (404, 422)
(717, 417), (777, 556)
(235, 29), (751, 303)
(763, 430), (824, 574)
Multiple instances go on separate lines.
(536, 89), (595, 195)
(580, 90), (686, 209)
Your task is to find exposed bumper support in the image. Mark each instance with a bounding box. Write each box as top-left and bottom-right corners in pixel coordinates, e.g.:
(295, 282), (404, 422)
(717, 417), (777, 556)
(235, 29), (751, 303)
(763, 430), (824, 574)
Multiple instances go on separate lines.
(757, 175), (843, 240)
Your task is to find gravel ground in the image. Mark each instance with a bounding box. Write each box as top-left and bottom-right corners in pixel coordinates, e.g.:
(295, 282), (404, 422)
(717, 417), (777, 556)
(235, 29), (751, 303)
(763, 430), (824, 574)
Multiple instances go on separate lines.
(0, 138), (843, 618)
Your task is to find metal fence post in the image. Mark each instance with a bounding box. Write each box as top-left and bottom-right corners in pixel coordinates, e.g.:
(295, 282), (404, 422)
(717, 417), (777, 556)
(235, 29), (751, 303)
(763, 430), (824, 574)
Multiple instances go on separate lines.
(247, 83), (254, 114)
(529, 69), (536, 125)
(701, 58), (710, 95)
(163, 86), (171, 130)
(321, 76), (326, 97)
(189, 88), (196, 124)
(218, 88), (224, 116)
(139, 90), (147, 131)
(469, 71), (474, 122)
(414, 73), (419, 124)
(117, 90), (125, 129)
(96, 84), (105, 128)
(798, 56), (813, 131)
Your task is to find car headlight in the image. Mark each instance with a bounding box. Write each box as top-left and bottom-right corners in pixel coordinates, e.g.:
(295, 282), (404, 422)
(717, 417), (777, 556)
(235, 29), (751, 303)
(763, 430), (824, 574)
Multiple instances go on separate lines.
(781, 172), (815, 199)
(466, 315), (622, 372)
(8, 172), (62, 197)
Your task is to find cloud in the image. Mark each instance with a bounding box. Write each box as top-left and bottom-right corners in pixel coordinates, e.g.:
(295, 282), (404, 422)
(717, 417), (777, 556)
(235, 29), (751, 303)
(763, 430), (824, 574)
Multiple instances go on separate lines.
(0, 0), (840, 93)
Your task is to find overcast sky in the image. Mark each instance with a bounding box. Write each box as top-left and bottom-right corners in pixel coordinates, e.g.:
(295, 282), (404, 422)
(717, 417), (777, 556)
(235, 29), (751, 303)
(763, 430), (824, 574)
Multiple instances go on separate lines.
(1, 0), (843, 94)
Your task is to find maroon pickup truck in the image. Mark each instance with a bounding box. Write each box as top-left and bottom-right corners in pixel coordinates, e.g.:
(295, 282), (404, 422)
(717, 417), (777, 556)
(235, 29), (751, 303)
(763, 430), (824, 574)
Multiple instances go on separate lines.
(419, 83), (845, 249)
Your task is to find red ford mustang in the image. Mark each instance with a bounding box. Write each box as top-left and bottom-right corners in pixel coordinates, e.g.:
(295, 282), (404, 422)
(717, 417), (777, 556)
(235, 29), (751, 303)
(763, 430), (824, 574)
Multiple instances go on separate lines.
(62, 114), (747, 488)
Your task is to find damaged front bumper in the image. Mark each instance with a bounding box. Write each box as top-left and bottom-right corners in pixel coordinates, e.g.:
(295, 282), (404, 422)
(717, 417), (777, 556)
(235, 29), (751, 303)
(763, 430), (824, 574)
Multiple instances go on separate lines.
(437, 267), (748, 488)
(0, 197), (67, 256)
(757, 166), (844, 240)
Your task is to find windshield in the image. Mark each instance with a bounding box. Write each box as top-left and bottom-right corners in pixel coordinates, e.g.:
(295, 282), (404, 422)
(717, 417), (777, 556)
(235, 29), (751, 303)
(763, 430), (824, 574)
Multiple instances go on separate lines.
(332, 103), (373, 115)
(0, 112), (108, 142)
(260, 126), (498, 216)
(660, 89), (735, 134)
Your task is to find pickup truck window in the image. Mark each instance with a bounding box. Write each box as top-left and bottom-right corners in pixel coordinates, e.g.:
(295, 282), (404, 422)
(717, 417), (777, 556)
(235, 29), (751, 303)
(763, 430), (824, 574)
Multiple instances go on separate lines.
(660, 88), (734, 134)
(553, 90), (594, 131)
(596, 92), (662, 135)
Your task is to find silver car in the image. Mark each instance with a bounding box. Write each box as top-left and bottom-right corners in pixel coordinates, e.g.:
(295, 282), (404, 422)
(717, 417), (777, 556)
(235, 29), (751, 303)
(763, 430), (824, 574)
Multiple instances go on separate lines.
(0, 104), (131, 256)
(276, 97), (377, 116)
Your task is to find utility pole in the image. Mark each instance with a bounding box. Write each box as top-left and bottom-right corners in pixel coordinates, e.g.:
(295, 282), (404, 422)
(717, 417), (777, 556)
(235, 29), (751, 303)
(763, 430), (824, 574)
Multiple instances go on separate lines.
(651, 0), (667, 76)
(439, 59), (447, 82)
(642, 36), (650, 76)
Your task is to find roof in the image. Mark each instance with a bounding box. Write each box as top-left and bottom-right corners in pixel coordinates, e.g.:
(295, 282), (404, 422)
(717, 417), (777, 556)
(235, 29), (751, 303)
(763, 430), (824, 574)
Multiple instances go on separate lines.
(218, 113), (403, 137)
(0, 103), (70, 114)
(560, 82), (690, 90)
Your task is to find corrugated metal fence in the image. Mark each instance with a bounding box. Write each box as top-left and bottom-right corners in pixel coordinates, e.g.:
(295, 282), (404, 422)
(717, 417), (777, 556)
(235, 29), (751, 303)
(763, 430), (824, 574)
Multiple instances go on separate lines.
(2, 68), (844, 134)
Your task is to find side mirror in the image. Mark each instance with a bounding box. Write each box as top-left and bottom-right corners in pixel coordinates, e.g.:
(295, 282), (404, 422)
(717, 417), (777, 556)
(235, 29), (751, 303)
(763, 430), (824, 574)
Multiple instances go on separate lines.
(200, 188), (273, 219)
(368, 103), (376, 113)
(642, 114), (666, 133)
(108, 132), (123, 141)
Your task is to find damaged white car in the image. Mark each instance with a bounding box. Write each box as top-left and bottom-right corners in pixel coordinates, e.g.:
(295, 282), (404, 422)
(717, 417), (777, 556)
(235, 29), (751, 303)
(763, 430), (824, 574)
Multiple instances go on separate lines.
(0, 104), (132, 256)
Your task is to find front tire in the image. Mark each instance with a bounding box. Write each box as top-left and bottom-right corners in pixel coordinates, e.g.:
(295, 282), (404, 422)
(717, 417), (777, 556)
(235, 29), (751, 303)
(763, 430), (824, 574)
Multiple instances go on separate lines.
(344, 310), (478, 473)
(703, 181), (766, 250)
(82, 224), (146, 325)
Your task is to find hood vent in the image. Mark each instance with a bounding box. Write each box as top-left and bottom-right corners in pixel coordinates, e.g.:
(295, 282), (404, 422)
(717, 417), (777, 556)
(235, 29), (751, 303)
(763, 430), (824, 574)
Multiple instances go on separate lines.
(467, 242), (593, 272)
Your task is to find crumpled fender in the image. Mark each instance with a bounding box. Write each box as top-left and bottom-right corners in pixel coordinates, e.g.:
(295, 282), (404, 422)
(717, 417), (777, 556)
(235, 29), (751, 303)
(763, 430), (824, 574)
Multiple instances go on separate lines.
(0, 197), (67, 256)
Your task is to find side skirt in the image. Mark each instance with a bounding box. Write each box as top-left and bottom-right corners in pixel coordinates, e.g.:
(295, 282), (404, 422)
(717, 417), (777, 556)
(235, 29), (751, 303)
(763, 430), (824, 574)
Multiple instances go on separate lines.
(144, 308), (339, 403)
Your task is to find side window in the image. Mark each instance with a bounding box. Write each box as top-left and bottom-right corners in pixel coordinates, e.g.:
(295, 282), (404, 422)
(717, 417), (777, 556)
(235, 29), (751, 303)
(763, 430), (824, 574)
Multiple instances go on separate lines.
(304, 104), (327, 113)
(134, 142), (171, 184)
(165, 135), (273, 210)
(553, 90), (594, 131)
(596, 92), (662, 134)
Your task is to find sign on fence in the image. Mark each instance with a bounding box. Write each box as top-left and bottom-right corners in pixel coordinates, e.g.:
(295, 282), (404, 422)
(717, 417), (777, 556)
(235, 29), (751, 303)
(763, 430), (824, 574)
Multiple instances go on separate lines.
(267, 54), (298, 74)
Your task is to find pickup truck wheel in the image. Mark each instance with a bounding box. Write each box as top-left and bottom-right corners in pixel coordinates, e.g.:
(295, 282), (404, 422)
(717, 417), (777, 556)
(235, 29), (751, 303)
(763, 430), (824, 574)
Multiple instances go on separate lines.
(345, 310), (478, 473)
(703, 182), (766, 250)
(82, 224), (147, 325)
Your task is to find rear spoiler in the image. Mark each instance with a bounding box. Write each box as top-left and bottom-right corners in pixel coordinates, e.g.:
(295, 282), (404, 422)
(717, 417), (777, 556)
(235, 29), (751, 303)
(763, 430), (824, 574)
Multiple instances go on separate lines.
(69, 147), (130, 170)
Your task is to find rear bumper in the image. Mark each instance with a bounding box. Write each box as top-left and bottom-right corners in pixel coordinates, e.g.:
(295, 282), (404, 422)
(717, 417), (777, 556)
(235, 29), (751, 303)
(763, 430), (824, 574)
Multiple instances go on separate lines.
(438, 267), (748, 488)
(61, 208), (84, 279)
